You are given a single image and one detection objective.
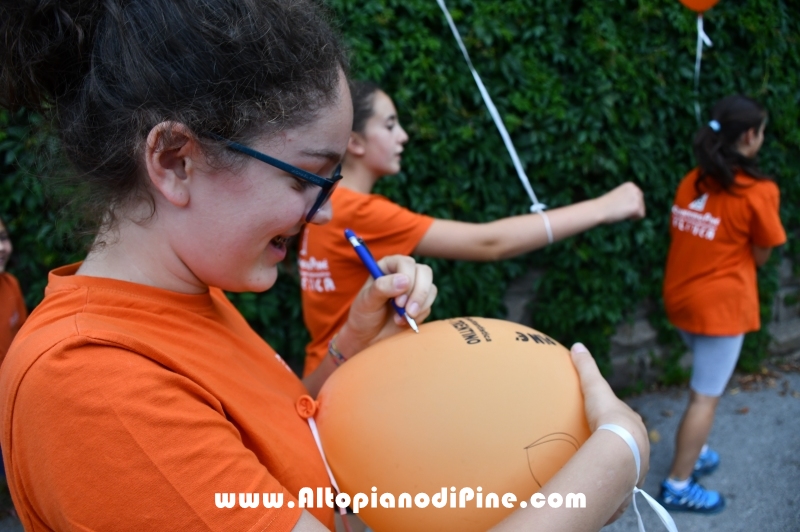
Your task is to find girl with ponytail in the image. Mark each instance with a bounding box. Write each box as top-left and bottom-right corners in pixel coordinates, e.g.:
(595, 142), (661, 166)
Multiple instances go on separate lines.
(299, 81), (646, 376)
(659, 95), (786, 514)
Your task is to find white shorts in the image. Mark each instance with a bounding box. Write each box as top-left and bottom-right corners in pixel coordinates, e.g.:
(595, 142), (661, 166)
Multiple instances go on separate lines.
(678, 329), (744, 397)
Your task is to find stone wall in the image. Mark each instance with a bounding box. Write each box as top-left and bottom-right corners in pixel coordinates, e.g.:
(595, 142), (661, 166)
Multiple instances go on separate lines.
(502, 259), (800, 389)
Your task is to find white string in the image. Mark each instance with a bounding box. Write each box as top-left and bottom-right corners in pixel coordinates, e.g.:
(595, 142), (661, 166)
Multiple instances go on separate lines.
(307, 417), (353, 528)
(598, 424), (679, 532)
(435, 0), (546, 213)
(693, 14), (713, 124)
(307, 417), (342, 494)
(633, 487), (681, 532)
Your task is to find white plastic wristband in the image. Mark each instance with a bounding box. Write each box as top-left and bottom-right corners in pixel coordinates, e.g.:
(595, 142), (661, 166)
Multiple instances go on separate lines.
(598, 424), (678, 532)
(539, 211), (554, 245)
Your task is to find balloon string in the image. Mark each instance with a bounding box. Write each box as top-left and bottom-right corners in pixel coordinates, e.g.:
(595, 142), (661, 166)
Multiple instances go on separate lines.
(633, 488), (680, 532)
(694, 14), (713, 124)
(308, 417), (353, 532)
(599, 425), (678, 532)
(435, 0), (546, 213)
(308, 417), (341, 493)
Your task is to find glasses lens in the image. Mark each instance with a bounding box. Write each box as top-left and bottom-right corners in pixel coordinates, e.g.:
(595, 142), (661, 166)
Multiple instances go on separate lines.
(305, 165), (342, 222)
(306, 179), (340, 222)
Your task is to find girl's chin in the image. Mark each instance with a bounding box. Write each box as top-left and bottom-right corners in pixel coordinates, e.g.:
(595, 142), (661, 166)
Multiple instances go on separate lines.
(213, 264), (279, 294)
(247, 266), (279, 293)
(230, 280), (278, 295)
(384, 164), (402, 176)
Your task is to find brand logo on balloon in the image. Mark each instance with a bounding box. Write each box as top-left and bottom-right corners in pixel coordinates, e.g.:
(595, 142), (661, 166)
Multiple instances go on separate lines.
(315, 318), (591, 531)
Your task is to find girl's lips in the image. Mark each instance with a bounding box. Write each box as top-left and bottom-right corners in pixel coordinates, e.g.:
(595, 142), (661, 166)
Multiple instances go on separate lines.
(268, 236), (289, 260)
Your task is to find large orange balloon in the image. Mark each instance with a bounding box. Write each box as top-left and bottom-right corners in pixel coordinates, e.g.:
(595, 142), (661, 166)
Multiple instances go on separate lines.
(315, 318), (591, 532)
(679, 0), (719, 12)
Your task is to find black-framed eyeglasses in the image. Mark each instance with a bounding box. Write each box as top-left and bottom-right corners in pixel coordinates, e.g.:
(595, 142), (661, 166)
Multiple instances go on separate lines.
(208, 133), (342, 222)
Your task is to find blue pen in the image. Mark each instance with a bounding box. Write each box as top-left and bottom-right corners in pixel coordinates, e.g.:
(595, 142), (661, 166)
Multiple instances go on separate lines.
(344, 229), (420, 333)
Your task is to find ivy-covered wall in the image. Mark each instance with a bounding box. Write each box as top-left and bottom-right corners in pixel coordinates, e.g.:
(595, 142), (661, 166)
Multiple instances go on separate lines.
(1, 0), (798, 376)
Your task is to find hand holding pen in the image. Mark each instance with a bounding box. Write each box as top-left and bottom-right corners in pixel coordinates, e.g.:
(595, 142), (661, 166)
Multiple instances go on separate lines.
(345, 229), (420, 333)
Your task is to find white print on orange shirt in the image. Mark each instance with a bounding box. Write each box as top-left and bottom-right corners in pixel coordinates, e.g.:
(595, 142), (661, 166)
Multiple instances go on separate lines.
(214, 488), (586, 512)
(299, 256), (336, 293)
(688, 193), (709, 211)
(671, 205), (720, 241)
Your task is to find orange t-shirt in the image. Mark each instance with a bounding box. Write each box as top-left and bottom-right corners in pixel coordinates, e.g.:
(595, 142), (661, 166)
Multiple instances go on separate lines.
(663, 170), (786, 335)
(0, 264), (334, 531)
(299, 187), (434, 375)
(0, 272), (27, 364)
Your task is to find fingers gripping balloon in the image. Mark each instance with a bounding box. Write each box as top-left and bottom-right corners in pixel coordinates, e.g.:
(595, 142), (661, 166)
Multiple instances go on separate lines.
(314, 318), (591, 532)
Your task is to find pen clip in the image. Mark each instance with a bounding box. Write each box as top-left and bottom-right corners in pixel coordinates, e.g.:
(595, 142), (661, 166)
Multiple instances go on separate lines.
(357, 237), (377, 262)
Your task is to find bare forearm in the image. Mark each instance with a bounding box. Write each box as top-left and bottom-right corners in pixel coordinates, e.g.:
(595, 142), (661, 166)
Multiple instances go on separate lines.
(301, 355), (336, 398)
(483, 198), (609, 259)
(416, 198), (606, 262)
(489, 429), (638, 532)
(414, 182), (644, 261)
(302, 323), (366, 398)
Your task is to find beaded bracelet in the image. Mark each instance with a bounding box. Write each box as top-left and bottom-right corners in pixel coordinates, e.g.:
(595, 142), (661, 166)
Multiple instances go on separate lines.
(328, 335), (348, 367)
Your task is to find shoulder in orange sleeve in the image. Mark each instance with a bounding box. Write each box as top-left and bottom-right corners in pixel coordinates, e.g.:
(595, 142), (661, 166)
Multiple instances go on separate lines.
(0, 265), (334, 531)
(745, 179), (786, 249)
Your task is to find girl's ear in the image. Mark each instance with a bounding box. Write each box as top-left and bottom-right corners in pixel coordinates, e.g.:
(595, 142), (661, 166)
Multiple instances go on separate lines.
(347, 132), (367, 157)
(144, 122), (199, 208)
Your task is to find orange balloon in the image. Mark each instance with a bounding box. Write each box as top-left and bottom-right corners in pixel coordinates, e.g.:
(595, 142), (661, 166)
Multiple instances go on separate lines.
(315, 318), (591, 532)
(679, 0), (719, 12)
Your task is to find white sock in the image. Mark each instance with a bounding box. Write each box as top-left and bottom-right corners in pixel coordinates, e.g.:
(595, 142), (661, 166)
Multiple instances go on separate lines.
(700, 444), (709, 455)
(667, 477), (691, 490)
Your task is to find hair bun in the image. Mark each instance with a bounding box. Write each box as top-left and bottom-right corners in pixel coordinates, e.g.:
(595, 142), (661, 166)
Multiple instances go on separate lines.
(0, 0), (101, 111)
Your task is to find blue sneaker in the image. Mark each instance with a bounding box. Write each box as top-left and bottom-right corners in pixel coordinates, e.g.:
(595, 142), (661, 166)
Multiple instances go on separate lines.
(658, 478), (726, 514)
(693, 447), (720, 477)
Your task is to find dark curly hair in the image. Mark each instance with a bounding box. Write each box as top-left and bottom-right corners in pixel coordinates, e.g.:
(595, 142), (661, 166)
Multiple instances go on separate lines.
(0, 0), (348, 234)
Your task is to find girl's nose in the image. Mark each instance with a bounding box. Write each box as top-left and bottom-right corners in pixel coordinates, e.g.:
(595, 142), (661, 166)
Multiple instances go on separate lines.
(398, 124), (409, 145)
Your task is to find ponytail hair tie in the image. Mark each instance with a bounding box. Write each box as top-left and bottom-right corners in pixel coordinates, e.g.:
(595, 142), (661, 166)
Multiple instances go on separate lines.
(708, 120), (721, 132)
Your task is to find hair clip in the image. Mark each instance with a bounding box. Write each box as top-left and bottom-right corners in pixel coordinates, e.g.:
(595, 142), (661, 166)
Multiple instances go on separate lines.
(708, 120), (721, 132)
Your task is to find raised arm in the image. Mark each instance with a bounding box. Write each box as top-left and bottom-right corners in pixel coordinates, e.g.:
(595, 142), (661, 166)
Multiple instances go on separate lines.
(414, 182), (645, 261)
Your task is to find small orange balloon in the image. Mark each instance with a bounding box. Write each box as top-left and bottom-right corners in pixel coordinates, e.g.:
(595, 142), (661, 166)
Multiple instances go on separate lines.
(316, 318), (591, 532)
(679, 0), (719, 12)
